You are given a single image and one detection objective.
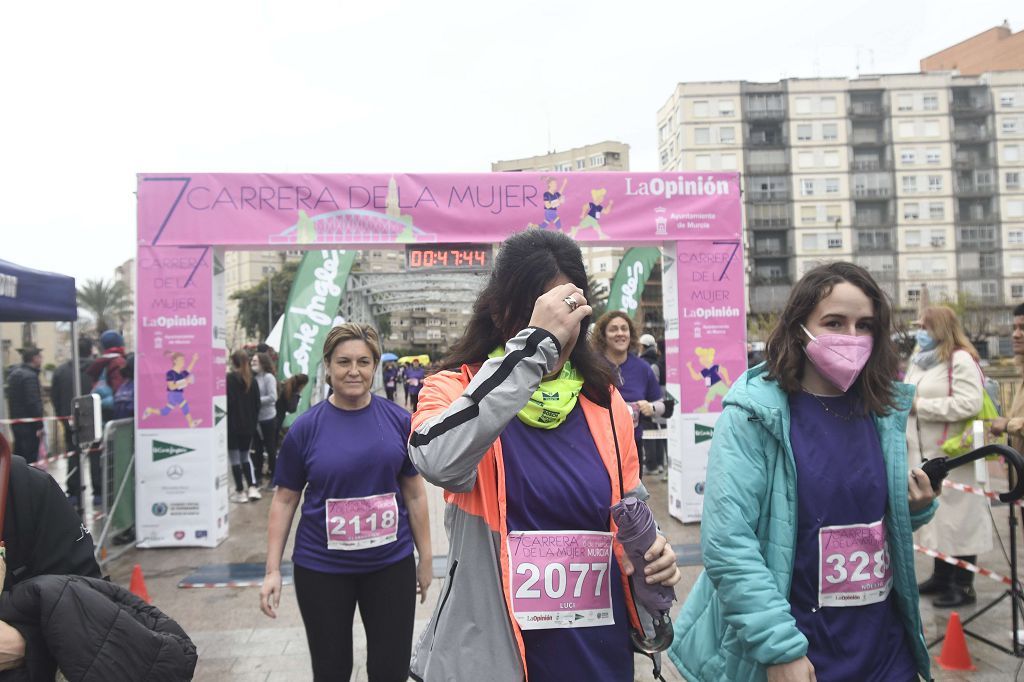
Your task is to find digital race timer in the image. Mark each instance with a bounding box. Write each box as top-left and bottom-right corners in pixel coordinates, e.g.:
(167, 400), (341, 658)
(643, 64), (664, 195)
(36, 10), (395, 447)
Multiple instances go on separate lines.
(405, 244), (493, 272)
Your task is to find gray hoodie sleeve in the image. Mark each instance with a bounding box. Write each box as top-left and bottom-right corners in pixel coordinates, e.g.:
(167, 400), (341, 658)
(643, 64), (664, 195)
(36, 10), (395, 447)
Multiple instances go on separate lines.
(409, 327), (560, 492)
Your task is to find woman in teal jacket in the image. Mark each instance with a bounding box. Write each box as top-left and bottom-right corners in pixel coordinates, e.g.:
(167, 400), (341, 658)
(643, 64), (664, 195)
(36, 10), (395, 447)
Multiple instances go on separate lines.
(669, 262), (938, 682)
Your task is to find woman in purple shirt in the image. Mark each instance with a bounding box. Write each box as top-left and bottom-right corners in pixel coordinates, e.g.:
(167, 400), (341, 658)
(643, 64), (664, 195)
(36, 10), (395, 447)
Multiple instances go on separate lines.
(592, 311), (665, 478)
(259, 323), (433, 682)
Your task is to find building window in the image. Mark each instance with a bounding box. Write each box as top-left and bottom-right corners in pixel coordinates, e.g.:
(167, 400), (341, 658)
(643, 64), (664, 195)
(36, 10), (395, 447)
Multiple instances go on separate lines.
(827, 235), (843, 249)
(1013, 284), (1024, 299)
(825, 178), (839, 194)
(1007, 146), (1021, 163)
(801, 206), (817, 224)
(796, 97), (811, 114)
(897, 94), (913, 111)
(901, 150), (916, 164)
(930, 231), (946, 247)
(821, 97), (837, 114)
(576, 159), (586, 170)
(902, 176), (918, 193)
(898, 121), (915, 138)
(799, 151), (814, 168)
(718, 99), (734, 116)
(1008, 172), (1022, 190)
(929, 202), (944, 220)
(695, 154), (712, 170)
(926, 148), (941, 164)
(904, 203), (920, 220)
(824, 151), (839, 168)
(1009, 200), (1024, 218)
(797, 124), (812, 141)
(556, 162), (572, 172)
(825, 204), (841, 223)
(801, 179), (816, 196)
(928, 175), (943, 192)
(659, 151), (669, 167)
(1012, 256), (1024, 275)
(924, 120), (940, 137)
(1009, 230), (1024, 244)
(589, 154), (605, 167)
(907, 288), (921, 303)
(694, 128), (711, 145)
(822, 123), (838, 141)
(694, 100), (709, 117)
(659, 124), (670, 143)
(1002, 93), (1017, 108)
(719, 126), (736, 143)
(721, 153), (737, 169)
(922, 94), (939, 111)
(905, 230), (921, 247)
(801, 233), (819, 250)
(1004, 118), (1020, 134)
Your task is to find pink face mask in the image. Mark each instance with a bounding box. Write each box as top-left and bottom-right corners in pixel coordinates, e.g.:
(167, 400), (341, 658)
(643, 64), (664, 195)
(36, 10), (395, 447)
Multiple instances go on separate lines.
(801, 325), (873, 393)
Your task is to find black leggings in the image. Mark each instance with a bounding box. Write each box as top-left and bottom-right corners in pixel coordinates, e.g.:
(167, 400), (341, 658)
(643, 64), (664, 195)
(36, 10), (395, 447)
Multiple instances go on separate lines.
(293, 555), (416, 681)
(251, 418), (279, 484)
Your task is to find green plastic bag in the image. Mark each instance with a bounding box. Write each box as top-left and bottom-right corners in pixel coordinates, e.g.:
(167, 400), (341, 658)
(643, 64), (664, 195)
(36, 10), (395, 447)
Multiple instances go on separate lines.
(940, 389), (1001, 457)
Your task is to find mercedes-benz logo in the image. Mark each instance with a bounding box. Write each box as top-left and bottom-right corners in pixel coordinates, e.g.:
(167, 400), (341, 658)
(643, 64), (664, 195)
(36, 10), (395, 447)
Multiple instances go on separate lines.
(167, 464), (185, 480)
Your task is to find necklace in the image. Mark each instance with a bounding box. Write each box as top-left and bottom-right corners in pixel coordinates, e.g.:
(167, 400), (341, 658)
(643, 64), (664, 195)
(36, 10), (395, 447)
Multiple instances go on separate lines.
(802, 389), (857, 421)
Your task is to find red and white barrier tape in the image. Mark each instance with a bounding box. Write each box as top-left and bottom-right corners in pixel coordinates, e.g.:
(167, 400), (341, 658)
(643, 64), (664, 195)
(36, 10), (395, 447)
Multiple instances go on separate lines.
(28, 447), (102, 469)
(0, 416), (71, 425)
(941, 479), (1024, 508)
(913, 544), (1014, 587)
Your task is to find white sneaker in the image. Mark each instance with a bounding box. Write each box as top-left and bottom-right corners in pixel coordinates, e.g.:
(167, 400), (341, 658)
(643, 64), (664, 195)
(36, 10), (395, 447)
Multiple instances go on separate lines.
(247, 486), (262, 500)
(231, 492), (249, 504)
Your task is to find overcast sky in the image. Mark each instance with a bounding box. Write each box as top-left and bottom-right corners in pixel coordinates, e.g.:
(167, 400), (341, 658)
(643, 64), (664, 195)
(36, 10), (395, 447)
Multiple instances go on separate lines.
(2, 0), (1022, 286)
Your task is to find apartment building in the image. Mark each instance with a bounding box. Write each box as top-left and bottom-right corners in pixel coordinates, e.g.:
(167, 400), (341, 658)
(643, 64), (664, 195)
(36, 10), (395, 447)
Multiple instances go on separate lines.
(657, 71), (1024, 326)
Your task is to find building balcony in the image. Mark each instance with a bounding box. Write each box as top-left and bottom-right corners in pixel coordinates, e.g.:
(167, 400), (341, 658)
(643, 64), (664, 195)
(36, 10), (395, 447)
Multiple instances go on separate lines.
(853, 187), (892, 199)
(746, 136), (786, 149)
(851, 131), (886, 146)
(955, 182), (997, 197)
(951, 99), (992, 115)
(746, 162), (790, 175)
(956, 214), (999, 226)
(853, 215), (895, 228)
(749, 284), (793, 314)
(957, 267), (1002, 280)
(955, 234), (999, 251)
(851, 159), (889, 171)
(746, 108), (786, 121)
(750, 242), (789, 257)
(747, 217), (791, 230)
(952, 127), (991, 143)
(747, 190), (790, 203)
(855, 229), (897, 252)
(953, 156), (994, 170)
(848, 102), (888, 118)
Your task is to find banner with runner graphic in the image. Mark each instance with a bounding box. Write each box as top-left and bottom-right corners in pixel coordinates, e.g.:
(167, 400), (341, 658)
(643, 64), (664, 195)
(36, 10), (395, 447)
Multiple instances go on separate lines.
(276, 249), (357, 426)
(606, 247), (661, 318)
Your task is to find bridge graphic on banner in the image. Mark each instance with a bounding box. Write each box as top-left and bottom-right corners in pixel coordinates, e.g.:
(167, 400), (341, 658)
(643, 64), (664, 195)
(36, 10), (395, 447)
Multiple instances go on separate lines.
(269, 209), (439, 245)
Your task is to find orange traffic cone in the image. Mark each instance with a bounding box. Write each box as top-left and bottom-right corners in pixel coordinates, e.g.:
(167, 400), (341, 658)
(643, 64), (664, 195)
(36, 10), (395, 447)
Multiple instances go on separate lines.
(936, 611), (975, 671)
(129, 564), (151, 604)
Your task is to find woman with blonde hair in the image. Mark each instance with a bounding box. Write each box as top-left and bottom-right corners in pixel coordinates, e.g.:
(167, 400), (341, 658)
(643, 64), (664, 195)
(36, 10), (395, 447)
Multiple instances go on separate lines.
(260, 323), (432, 681)
(906, 305), (990, 608)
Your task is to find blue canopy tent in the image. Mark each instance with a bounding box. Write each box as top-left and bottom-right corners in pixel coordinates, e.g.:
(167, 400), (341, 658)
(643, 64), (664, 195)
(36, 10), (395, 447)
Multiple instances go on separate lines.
(0, 259), (79, 436)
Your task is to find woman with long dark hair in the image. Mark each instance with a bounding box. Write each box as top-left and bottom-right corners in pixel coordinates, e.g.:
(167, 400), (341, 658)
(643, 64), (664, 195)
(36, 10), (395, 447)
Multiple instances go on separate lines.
(408, 230), (679, 682)
(227, 350), (261, 503)
(250, 352), (279, 489)
(670, 262), (938, 681)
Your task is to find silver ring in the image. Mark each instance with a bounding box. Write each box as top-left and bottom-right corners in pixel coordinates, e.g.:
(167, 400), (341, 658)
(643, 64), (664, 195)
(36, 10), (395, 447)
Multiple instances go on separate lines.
(563, 295), (579, 312)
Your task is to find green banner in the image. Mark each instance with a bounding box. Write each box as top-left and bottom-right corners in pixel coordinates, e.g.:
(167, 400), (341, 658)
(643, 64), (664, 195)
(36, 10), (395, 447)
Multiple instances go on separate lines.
(277, 250), (357, 426)
(607, 247), (661, 317)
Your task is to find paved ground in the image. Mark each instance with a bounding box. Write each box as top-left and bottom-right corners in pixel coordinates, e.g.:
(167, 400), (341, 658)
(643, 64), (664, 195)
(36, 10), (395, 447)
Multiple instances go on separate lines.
(94, 455), (1024, 681)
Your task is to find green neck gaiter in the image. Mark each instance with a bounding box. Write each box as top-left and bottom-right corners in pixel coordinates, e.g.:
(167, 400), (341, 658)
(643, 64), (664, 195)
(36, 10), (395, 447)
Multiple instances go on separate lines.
(489, 347), (584, 429)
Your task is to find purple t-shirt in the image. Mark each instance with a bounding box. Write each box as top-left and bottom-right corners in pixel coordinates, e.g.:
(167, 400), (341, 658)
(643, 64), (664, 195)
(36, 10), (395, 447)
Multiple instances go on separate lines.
(404, 366), (426, 395)
(616, 354), (662, 441)
(788, 391), (917, 682)
(274, 395), (417, 574)
(501, 405), (632, 682)
(166, 370), (189, 395)
(700, 365), (722, 386)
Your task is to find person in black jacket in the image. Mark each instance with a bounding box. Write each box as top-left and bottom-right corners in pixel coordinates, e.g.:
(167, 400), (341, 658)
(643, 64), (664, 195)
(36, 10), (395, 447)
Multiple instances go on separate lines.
(227, 350), (261, 504)
(50, 336), (94, 508)
(6, 349), (43, 465)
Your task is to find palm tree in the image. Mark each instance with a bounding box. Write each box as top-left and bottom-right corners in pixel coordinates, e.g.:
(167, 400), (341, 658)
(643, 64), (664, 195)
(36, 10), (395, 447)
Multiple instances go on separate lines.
(77, 278), (131, 334)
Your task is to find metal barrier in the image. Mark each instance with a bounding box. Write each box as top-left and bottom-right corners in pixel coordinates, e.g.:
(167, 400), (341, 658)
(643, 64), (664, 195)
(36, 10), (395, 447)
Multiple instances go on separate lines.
(94, 418), (135, 566)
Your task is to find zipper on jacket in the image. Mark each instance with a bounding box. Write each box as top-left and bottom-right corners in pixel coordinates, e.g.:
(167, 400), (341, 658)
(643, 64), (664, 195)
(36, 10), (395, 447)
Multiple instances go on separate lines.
(431, 559), (458, 645)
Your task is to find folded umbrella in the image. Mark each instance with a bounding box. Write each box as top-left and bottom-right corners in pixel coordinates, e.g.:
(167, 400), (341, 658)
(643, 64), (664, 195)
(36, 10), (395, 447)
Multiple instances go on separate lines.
(610, 497), (676, 653)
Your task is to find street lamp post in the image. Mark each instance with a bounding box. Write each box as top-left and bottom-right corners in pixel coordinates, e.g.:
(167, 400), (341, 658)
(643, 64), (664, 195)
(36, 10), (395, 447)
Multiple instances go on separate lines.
(263, 266), (277, 340)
